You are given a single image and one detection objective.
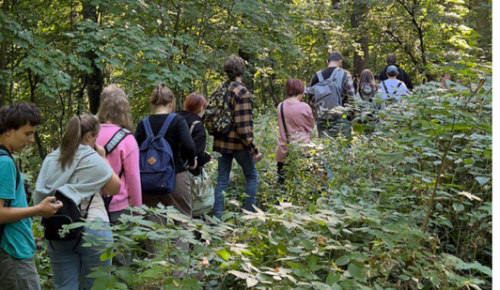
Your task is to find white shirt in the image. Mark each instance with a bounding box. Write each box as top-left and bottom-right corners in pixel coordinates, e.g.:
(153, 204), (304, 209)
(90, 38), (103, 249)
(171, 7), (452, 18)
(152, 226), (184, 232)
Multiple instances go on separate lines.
(379, 78), (408, 102)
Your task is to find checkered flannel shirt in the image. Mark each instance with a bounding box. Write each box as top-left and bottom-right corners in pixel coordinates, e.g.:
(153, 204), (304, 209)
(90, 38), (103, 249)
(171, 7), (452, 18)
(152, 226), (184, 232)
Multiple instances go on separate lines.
(213, 81), (259, 156)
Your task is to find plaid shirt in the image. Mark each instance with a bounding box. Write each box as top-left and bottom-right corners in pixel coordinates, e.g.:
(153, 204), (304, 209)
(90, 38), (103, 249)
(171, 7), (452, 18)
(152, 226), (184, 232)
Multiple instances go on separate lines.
(213, 81), (259, 156)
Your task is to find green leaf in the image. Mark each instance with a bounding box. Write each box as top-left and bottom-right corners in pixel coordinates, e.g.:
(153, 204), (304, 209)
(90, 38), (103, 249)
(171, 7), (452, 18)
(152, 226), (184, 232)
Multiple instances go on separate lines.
(379, 152), (405, 164)
(453, 202), (465, 212)
(326, 272), (340, 285)
(381, 234), (395, 250)
(216, 248), (231, 261)
(335, 255), (350, 266)
(475, 177), (489, 185)
(246, 277), (259, 287)
(348, 261), (367, 282)
(311, 281), (333, 290)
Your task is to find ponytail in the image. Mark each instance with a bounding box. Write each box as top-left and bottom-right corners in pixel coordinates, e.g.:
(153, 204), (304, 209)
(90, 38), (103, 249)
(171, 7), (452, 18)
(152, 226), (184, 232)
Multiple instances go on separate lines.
(58, 114), (99, 169)
(150, 83), (174, 107)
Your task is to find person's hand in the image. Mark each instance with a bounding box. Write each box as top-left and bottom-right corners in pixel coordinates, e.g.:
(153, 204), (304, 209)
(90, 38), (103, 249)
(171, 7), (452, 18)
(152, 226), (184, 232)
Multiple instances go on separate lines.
(94, 144), (106, 158)
(38, 196), (63, 218)
(253, 153), (263, 162)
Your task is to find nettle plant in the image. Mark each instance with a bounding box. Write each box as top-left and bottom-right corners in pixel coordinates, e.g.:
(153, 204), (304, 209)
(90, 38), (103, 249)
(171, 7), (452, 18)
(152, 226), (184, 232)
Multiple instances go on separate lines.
(33, 70), (491, 290)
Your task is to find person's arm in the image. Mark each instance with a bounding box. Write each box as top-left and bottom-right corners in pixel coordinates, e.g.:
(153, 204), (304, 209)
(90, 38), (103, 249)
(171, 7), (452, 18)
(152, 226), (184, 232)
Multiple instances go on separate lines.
(304, 106), (316, 133)
(0, 161), (61, 223)
(122, 138), (142, 208)
(378, 68), (388, 81)
(308, 74), (319, 105)
(342, 71), (356, 105)
(192, 122), (211, 167)
(233, 87), (259, 156)
(177, 118), (197, 168)
(134, 119), (146, 148)
(94, 144), (121, 195)
(404, 70), (413, 90)
(0, 197), (63, 224)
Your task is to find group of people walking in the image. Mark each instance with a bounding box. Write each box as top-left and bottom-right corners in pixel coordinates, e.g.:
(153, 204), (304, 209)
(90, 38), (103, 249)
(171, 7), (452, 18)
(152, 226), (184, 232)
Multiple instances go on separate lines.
(0, 52), (412, 289)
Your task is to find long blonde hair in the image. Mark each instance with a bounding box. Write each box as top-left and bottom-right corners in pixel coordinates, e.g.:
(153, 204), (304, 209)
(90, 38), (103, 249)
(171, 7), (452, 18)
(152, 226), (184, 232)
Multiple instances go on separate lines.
(97, 85), (134, 131)
(58, 114), (100, 170)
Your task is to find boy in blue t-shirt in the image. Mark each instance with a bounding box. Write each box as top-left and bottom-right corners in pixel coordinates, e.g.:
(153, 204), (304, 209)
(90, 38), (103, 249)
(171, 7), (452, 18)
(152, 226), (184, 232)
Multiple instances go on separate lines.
(0, 102), (63, 290)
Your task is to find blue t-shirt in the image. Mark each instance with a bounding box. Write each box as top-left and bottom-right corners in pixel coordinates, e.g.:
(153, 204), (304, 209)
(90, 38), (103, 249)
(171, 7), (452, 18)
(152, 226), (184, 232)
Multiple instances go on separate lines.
(0, 150), (35, 259)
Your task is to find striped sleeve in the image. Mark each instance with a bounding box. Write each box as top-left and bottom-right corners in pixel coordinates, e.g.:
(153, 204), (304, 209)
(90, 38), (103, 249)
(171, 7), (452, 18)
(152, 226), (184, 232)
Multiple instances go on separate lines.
(232, 85), (259, 156)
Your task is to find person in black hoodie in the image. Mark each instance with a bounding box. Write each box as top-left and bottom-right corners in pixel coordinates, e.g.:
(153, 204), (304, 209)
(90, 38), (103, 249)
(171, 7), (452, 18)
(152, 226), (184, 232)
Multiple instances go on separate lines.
(178, 93), (215, 223)
(378, 53), (413, 91)
(135, 83), (197, 262)
(177, 93), (212, 176)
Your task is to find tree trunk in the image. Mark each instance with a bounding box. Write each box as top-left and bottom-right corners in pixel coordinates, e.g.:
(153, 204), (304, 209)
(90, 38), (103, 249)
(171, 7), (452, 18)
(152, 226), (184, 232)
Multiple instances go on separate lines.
(0, 0), (9, 106)
(82, 2), (103, 114)
(351, 0), (369, 76)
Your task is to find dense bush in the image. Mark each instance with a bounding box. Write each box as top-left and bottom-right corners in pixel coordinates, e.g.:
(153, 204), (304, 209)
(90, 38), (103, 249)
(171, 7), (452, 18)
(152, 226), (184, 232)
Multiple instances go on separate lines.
(32, 75), (491, 289)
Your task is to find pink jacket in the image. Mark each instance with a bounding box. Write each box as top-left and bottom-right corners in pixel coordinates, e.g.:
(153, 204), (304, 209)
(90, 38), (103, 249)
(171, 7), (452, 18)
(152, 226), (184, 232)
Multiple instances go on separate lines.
(276, 99), (315, 163)
(96, 124), (142, 212)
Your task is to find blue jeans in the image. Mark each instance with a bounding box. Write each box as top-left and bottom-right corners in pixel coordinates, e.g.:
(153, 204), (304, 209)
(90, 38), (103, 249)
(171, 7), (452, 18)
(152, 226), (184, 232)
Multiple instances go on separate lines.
(47, 226), (113, 290)
(213, 150), (258, 219)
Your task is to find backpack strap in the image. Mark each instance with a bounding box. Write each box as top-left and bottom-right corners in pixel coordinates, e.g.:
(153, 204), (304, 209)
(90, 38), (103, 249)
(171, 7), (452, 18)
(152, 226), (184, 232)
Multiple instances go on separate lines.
(0, 147), (20, 190)
(0, 150), (13, 244)
(316, 71), (325, 82)
(142, 117), (155, 139)
(394, 82), (403, 94)
(382, 81), (390, 95)
(104, 128), (132, 156)
(189, 120), (205, 152)
(279, 102), (289, 144)
(69, 194), (95, 251)
(189, 120), (201, 135)
(102, 128), (132, 212)
(157, 113), (177, 139)
(326, 67), (339, 82)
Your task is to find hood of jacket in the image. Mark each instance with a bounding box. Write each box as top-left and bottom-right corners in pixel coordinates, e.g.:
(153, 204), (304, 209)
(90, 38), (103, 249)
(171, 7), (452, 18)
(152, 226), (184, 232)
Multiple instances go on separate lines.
(176, 110), (202, 127)
(33, 144), (99, 206)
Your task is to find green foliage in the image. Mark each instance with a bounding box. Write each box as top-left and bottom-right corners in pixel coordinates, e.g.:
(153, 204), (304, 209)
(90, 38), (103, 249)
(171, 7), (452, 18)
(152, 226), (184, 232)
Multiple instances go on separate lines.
(1, 0), (491, 289)
(31, 70), (491, 289)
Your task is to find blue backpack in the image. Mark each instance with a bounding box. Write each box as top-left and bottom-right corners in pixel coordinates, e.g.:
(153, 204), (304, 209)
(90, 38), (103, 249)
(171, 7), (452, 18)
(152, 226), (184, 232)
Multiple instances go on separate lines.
(139, 114), (176, 195)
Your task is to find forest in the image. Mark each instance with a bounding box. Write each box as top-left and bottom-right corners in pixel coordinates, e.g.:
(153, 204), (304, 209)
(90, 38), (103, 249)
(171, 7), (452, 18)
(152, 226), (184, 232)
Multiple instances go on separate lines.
(0, 0), (492, 289)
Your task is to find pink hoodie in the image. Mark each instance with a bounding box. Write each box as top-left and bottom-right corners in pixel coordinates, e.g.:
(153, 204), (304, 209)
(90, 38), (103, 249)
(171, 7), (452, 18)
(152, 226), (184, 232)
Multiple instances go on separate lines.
(96, 124), (142, 212)
(276, 99), (315, 163)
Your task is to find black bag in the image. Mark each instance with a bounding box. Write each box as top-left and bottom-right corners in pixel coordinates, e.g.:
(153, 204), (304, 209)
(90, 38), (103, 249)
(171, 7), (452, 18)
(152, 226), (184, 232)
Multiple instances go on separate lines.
(42, 191), (94, 242)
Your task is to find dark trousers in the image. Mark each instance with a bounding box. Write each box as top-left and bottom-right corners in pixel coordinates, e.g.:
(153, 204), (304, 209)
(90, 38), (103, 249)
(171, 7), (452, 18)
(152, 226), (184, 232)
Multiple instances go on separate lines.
(277, 162), (286, 186)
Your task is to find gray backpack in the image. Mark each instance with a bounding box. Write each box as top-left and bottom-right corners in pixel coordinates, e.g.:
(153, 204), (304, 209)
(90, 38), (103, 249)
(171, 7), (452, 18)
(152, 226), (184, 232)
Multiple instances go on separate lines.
(307, 68), (347, 119)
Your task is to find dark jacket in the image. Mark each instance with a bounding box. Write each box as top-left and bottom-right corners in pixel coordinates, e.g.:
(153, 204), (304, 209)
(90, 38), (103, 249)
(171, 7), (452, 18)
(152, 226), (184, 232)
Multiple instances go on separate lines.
(135, 113), (196, 174)
(378, 64), (413, 90)
(177, 110), (212, 176)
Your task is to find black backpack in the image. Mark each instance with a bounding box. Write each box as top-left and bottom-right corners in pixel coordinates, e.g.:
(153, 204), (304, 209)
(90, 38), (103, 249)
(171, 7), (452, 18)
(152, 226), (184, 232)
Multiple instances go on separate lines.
(42, 191), (94, 248)
(203, 81), (234, 136)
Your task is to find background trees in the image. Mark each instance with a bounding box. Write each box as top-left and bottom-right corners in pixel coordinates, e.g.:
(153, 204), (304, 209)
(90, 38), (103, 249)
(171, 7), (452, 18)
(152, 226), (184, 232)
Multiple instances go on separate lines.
(0, 1), (491, 288)
(0, 0), (490, 132)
